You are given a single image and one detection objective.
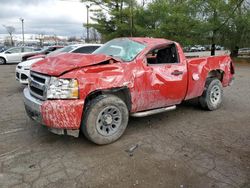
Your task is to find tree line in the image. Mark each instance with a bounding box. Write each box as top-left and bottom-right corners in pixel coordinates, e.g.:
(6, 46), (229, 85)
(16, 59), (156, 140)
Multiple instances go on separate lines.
(82, 0), (250, 50)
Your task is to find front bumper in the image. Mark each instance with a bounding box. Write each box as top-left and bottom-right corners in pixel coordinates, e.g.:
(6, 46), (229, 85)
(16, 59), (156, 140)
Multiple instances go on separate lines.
(24, 87), (43, 123)
(23, 88), (84, 137)
(16, 67), (29, 84)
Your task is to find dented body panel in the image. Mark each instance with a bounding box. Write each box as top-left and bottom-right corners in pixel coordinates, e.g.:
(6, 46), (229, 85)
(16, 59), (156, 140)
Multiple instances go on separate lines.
(185, 55), (233, 100)
(41, 100), (84, 129)
(24, 37), (234, 132)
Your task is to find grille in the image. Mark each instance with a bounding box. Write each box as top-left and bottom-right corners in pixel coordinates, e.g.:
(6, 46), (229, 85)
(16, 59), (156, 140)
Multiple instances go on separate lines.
(16, 72), (20, 79)
(29, 71), (50, 100)
(21, 74), (28, 80)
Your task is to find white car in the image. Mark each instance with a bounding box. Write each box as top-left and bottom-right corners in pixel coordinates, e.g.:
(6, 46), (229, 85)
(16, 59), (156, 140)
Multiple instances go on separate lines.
(0, 46), (36, 64)
(238, 48), (250, 56)
(190, 45), (205, 52)
(190, 46), (199, 52)
(197, 45), (206, 51)
(16, 43), (102, 84)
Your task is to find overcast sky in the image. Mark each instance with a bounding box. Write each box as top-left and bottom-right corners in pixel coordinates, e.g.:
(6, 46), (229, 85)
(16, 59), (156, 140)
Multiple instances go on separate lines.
(0, 0), (90, 37)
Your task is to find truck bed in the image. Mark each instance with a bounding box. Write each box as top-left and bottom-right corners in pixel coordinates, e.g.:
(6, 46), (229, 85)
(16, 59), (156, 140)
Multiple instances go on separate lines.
(185, 55), (233, 100)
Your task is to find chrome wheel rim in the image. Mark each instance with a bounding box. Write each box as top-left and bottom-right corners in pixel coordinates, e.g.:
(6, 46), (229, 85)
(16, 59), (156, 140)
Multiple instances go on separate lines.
(210, 85), (221, 105)
(96, 106), (122, 136)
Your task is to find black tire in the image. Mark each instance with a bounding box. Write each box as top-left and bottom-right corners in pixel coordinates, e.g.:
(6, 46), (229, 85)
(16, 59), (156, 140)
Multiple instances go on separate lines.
(199, 78), (223, 111)
(0, 57), (6, 64)
(82, 94), (129, 145)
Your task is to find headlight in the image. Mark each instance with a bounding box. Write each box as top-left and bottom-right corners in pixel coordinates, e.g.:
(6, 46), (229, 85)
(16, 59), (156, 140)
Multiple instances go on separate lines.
(47, 77), (79, 99)
(24, 66), (30, 70)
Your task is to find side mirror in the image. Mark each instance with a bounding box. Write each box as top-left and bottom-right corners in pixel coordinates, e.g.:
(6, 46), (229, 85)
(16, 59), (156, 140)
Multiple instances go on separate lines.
(5, 51), (11, 54)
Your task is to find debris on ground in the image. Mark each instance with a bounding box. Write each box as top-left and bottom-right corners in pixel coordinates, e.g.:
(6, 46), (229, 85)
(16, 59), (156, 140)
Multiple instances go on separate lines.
(125, 144), (139, 157)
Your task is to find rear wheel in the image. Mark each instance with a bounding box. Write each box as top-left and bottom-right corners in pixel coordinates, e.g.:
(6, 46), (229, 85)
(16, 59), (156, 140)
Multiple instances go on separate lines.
(0, 57), (6, 64)
(199, 78), (223, 110)
(82, 94), (129, 145)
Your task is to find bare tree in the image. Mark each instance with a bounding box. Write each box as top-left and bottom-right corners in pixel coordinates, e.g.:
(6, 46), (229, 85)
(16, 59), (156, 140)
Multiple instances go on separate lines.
(3, 25), (15, 46)
(53, 34), (58, 45)
(89, 27), (100, 43)
(36, 33), (45, 47)
(67, 36), (77, 42)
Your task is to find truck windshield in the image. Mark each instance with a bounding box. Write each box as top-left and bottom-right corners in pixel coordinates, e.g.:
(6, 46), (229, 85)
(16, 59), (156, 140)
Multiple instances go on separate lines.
(93, 38), (145, 62)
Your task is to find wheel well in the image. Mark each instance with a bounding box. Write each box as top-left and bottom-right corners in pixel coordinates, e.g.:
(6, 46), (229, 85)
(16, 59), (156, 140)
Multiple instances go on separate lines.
(207, 69), (224, 81)
(0, 56), (6, 62)
(84, 87), (132, 112)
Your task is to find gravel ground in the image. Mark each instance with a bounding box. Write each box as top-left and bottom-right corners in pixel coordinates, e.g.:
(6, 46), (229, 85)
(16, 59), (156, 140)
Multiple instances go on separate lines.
(0, 63), (249, 188)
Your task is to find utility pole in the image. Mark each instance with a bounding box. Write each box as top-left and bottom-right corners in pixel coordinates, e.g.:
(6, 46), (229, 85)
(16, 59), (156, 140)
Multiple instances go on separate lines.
(20, 18), (24, 46)
(86, 5), (90, 43)
(130, 0), (134, 37)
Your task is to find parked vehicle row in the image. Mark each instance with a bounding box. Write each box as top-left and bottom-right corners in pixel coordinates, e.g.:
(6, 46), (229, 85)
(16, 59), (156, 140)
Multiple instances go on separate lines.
(190, 45), (206, 52)
(22, 45), (63, 61)
(23, 37), (235, 145)
(184, 45), (224, 52)
(238, 48), (250, 56)
(0, 47), (37, 64)
(16, 43), (102, 84)
(0, 45), (8, 53)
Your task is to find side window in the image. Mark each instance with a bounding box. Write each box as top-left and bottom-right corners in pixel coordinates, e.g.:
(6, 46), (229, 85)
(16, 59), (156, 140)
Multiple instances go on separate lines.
(7, 48), (21, 53)
(147, 44), (179, 65)
(146, 50), (157, 64)
(48, 47), (57, 52)
(91, 46), (100, 52)
(23, 47), (33, 52)
(73, 46), (99, 54)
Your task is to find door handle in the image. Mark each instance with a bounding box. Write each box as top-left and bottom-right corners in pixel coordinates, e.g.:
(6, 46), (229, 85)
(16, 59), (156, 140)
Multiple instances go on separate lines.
(171, 70), (183, 76)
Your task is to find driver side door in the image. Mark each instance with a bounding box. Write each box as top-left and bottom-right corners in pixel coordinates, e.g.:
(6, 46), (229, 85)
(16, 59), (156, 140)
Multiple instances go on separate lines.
(138, 43), (188, 110)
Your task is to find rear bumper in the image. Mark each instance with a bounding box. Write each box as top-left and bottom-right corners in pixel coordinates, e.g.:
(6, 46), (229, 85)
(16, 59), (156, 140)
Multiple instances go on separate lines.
(23, 88), (84, 137)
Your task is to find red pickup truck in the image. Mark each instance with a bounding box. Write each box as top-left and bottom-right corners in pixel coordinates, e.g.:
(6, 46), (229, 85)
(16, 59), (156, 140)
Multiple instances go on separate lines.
(24, 38), (234, 144)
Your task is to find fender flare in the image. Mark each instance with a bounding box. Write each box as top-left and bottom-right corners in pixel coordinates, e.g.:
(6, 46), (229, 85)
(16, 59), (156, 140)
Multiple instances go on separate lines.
(84, 87), (132, 112)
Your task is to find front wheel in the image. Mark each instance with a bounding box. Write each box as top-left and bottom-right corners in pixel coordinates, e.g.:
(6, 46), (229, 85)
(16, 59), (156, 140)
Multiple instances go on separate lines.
(199, 78), (223, 110)
(0, 57), (6, 64)
(82, 94), (129, 145)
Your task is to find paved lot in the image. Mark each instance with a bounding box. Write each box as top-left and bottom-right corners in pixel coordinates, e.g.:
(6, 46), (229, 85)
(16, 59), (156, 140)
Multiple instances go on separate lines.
(0, 63), (249, 188)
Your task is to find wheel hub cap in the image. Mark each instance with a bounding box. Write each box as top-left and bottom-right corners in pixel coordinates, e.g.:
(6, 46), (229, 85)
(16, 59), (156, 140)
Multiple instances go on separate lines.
(210, 85), (221, 105)
(103, 114), (113, 125)
(96, 106), (122, 136)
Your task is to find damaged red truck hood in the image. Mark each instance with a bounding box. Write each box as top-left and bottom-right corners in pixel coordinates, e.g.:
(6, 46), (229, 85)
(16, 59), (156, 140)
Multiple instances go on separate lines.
(31, 53), (116, 76)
